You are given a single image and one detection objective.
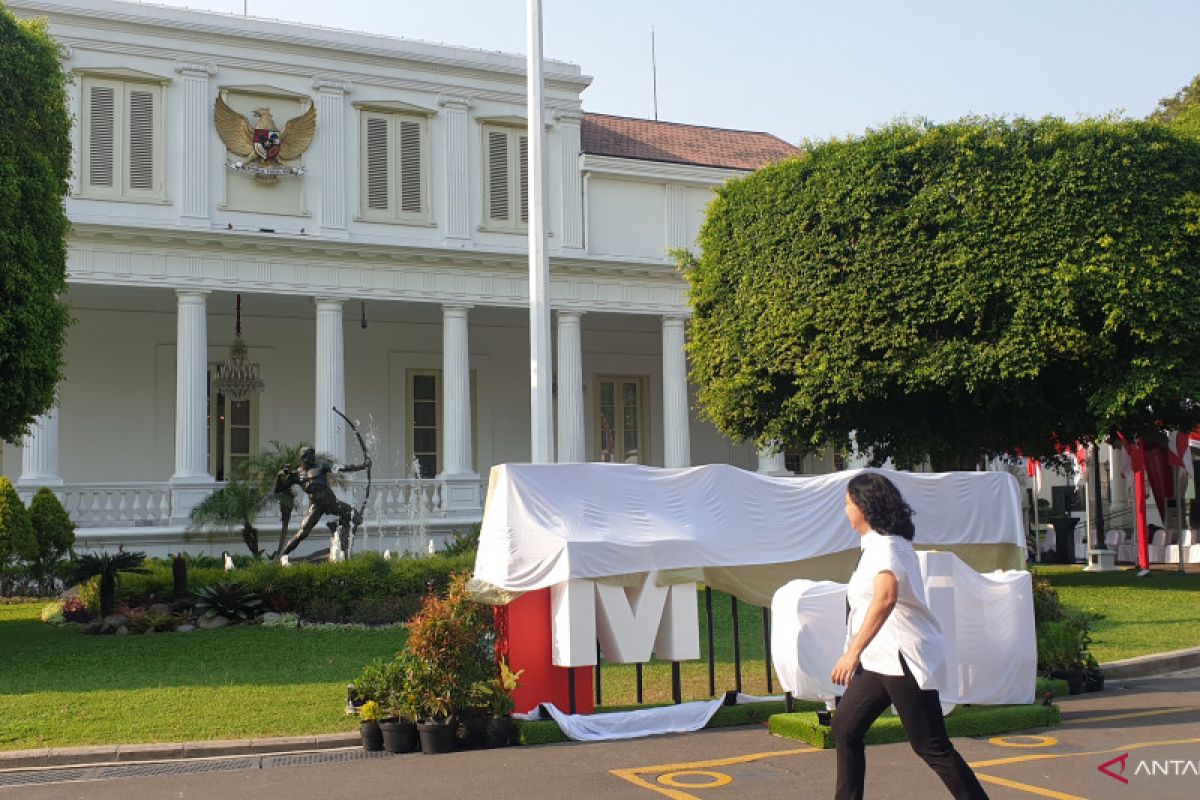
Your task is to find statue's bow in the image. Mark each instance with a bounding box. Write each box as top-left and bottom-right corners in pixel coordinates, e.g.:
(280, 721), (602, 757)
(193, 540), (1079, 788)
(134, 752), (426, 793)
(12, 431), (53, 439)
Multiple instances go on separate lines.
(332, 406), (371, 515)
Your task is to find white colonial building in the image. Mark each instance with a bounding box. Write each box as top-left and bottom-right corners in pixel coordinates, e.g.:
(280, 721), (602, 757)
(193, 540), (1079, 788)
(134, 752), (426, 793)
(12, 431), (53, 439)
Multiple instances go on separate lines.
(2, 0), (808, 557)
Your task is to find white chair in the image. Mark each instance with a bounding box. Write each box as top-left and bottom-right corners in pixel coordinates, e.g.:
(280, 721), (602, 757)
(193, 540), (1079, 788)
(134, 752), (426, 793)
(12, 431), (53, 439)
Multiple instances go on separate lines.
(1166, 529), (1195, 564)
(1104, 529), (1124, 549)
(1148, 528), (1169, 563)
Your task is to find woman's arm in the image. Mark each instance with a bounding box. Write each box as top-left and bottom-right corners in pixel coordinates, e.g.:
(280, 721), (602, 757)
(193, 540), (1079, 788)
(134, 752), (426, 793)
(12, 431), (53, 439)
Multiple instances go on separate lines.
(831, 570), (899, 685)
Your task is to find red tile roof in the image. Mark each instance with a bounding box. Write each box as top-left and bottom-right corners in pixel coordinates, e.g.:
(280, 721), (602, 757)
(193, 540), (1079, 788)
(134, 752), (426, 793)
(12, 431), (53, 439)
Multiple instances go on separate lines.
(581, 113), (800, 171)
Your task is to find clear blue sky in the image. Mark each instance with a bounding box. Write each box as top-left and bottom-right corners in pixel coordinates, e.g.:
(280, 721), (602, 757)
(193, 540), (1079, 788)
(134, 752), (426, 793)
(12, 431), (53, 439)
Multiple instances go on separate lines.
(146, 0), (1199, 143)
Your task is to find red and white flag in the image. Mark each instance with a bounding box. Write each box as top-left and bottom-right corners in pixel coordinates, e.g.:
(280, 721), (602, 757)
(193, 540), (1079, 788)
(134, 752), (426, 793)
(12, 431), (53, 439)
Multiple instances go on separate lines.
(1168, 430), (1194, 477)
(1025, 458), (1043, 493)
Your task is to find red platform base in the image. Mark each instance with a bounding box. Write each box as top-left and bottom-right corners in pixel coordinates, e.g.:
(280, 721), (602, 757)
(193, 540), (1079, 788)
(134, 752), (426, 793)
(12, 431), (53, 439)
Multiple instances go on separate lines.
(503, 588), (593, 715)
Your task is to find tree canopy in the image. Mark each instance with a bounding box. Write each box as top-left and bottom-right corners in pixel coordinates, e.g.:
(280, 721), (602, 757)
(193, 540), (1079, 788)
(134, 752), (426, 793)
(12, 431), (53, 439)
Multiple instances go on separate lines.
(0, 9), (72, 444)
(1151, 74), (1200, 139)
(683, 117), (1200, 467)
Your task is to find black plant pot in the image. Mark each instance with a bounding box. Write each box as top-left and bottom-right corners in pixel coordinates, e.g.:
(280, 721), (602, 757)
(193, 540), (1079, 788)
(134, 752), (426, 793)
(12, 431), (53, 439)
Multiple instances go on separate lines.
(456, 713), (487, 750)
(379, 718), (419, 753)
(1050, 517), (1079, 564)
(359, 720), (384, 751)
(484, 716), (514, 748)
(1050, 668), (1087, 695)
(417, 721), (456, 755)
(1084, 668), (1105, 693)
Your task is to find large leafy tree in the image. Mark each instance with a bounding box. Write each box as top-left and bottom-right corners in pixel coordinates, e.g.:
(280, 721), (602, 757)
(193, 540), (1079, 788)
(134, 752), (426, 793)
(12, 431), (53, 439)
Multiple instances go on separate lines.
(684, 117), (1200, 467)
(0, 8), (72, 444)
(1150, 74), (1200, 139)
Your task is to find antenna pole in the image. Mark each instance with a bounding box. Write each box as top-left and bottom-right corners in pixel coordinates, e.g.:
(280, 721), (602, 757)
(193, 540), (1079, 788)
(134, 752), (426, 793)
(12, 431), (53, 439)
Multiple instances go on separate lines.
(651, 28), (659, 121)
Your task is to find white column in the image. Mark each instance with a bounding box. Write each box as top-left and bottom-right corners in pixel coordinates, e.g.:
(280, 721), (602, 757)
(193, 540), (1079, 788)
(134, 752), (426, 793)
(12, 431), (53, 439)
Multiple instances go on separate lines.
(313, 78), (352, 236)
(527, 0), (554, 464)
(756, 447), (789, 476)
(440, 305), (475, 477)
(438, 95), (473, 243)
(554, 110), (584, 252)
(1107, 442), (1129, 514)
(19, 407), (63, 486)
(175, 62), (217, 226)
(172, 290), (211, 483)
(661, 316), (691, 468)
(556, 311), (585, 462)
(315, 298), (346, 463)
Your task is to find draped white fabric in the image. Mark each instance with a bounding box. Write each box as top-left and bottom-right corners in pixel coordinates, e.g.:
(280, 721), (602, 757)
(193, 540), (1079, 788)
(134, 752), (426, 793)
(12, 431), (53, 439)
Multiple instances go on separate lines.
(474, 463), (1024, 593)
(518, 694), (781, 741)
(771, 552), (1036, 709)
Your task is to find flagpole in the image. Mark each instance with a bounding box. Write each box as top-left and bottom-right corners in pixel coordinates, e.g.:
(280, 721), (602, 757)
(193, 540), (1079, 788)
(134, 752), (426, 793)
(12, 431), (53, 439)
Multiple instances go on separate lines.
(1032, 470), (1040, 563)
(527, 0), (554, 464)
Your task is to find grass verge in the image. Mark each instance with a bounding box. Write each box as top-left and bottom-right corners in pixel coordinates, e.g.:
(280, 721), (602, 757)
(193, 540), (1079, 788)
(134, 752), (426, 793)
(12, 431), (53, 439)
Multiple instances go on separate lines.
(1033, 566), (1200, 662)
(768, 703), (1062, 749)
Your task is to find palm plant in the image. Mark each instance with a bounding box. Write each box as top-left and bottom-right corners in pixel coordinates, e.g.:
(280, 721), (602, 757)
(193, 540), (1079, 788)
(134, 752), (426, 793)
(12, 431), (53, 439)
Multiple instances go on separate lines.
(66, 551), (147, 617)
(240, 442), (349, 560)
(189, 479), (265, 558)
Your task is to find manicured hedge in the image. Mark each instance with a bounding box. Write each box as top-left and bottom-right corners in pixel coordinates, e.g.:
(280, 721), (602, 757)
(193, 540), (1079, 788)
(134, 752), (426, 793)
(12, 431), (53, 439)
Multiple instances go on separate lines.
(118, 551), (476, 624)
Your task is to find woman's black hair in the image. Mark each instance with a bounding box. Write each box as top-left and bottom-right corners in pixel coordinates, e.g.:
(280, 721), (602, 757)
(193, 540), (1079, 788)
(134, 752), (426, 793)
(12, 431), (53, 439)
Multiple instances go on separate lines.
(846, 472), (916, 540)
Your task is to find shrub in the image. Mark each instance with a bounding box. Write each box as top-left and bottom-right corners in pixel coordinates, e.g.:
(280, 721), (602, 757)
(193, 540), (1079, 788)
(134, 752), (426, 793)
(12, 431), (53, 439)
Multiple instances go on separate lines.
(66, 551), (147, 618)
(61, 595), (93, 623)
(27, 487), (75, 594)
(0, 477), (37, 594)
(1037, 619), (1092, 673)
(125, 610), (178, 634)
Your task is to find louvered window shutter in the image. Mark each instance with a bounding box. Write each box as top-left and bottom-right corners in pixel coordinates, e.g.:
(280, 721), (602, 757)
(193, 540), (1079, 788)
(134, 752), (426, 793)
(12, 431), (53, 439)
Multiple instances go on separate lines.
(127, 89), (155, 192)
(518, 134), (529, 224)
(88, 84), (116, 188)
(365, 115), (391, 212)
(487, 130), (509, 222)
(398, 119), (422, 214)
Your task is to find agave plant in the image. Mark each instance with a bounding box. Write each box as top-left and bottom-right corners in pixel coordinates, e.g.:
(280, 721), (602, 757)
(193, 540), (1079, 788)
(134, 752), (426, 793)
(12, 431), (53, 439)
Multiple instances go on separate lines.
(66, 551), (148, 618)
(192, 580), (264, 622)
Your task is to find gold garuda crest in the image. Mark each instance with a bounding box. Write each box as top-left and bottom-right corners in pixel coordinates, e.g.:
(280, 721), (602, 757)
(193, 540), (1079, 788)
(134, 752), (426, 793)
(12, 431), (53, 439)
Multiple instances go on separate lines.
(215, 96), (317, 184)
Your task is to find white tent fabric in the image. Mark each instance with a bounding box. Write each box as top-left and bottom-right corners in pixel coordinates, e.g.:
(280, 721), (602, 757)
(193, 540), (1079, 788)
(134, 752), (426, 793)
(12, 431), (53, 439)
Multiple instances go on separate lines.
(771, 552), (1036, 709)
(474, 463), (1025, 595)
(517, 693), (779, 742)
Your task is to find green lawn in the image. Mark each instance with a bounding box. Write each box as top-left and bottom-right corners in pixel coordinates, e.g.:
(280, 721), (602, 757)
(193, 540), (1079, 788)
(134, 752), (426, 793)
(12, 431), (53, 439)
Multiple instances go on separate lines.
(0, 604), (405, 751)
(1032, 565), (1200, 663)
(2, 568), (1194, 750)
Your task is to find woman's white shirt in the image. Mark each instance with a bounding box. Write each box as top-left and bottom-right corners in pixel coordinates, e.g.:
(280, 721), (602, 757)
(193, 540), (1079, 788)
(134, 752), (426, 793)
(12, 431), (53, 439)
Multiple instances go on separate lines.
(846, 530), (946, 692)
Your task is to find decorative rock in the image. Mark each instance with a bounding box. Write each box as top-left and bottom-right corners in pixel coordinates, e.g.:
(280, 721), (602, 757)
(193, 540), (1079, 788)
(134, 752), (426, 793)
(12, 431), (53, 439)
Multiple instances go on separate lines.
(176, 624), (197, 632)
(115, 626), (129, 635)
(197, 614), (231, 630)
(80, 621), (103, 635)
(261, 612), (281, 625)
(101, 614), (127, 634)
(146, 603), (172, 616)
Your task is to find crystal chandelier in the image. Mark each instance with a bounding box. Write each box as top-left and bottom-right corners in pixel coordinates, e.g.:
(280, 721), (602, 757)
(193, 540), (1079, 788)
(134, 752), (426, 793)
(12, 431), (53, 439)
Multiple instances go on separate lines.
(212, 294), (265, 401)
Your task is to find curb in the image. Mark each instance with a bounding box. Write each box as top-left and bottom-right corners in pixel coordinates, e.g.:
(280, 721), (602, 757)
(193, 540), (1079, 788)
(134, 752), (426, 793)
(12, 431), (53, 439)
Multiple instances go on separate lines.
(1100, 645), (1200, 680)
(0, 732), (359, 771)
(3, 647), (1199, 771)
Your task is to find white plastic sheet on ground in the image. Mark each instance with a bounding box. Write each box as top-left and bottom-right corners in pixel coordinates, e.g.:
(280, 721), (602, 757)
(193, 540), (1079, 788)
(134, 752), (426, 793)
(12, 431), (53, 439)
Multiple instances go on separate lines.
(517, 693), (780, 742)
(474, 463), (1025, 599)
(771, 551), (1036, 710)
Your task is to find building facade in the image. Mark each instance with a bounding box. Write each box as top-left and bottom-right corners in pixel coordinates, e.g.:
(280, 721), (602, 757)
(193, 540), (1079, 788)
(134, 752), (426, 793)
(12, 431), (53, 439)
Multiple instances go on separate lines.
(3, 0), (808, 557)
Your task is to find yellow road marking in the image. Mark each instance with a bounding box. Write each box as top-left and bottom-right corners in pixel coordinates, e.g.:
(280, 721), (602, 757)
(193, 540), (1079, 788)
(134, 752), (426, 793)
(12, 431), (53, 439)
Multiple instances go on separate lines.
(656, 770), (732, 789)
(610, 747), (818, 799)
(974, 772), (1086, 800)
(1061, 706), (1198, 725)
(970, 736), (1200, 769)
(988, 735), (1058, 748)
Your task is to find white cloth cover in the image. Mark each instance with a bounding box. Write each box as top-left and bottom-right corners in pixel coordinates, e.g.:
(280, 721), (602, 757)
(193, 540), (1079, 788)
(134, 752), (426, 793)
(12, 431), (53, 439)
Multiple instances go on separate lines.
(519, 693), (775, 742)
(771, 552), (1036, 709)
(475, 463), (1024, 593)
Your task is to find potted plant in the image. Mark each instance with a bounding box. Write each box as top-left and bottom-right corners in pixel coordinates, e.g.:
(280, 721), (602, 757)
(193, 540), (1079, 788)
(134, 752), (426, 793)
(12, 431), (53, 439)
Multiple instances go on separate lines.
(378, 655), (419, 754)
(401, 573), (494, 754)
(469, 660), (523, 748)
(358, 700), (384, 751)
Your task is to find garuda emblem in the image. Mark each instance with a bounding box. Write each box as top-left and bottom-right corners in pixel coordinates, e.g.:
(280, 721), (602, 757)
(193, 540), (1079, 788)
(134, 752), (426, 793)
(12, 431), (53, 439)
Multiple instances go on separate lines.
(214, 96), (317, 184)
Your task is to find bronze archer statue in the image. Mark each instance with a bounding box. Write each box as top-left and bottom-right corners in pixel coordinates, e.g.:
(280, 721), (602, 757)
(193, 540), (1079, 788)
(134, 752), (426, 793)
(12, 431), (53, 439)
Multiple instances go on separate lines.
(275, 445), (371, 559)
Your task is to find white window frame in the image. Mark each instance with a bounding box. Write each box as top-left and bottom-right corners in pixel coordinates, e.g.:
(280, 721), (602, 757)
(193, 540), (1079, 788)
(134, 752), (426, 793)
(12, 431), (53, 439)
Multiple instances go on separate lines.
(594, 375), (649, 465)
(480, 123), (529, 233)
(405, 368), (478, 479)
(357, 109), (432, 225)
(78, 75), (166, 202)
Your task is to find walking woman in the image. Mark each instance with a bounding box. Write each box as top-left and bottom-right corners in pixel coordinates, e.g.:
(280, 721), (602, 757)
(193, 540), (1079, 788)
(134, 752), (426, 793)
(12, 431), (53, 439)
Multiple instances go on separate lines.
(831, 472), (989, 800)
